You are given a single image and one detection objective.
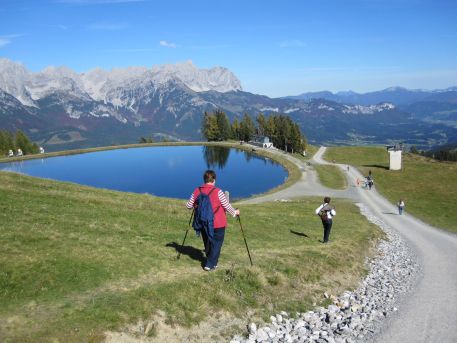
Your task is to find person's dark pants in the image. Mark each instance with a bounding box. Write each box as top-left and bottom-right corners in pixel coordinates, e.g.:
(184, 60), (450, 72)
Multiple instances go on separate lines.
(201, 227), (225, 268)
(322, 219), (333, 243)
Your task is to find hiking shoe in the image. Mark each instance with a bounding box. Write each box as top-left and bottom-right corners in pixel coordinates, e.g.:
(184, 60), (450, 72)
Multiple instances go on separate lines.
(204, 266), (217, 271)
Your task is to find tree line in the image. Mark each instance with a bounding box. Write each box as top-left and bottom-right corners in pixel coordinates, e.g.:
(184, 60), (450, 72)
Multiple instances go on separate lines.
(202, 110), (307, 153)
(0, 130), (39, 156)
(410, 145), (457, 162)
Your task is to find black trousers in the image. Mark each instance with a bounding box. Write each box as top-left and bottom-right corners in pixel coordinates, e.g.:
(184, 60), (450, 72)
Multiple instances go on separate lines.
(322, 219), (333, 242)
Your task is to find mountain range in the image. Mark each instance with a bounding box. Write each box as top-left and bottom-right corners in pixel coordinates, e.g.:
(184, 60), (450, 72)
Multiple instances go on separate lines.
(1, 58), (456, 151)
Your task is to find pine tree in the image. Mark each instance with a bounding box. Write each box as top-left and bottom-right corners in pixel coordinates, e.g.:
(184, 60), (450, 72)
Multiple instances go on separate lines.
(202, 112), (220, 141)
(215, 110), (231, 141)
(231, 118), (241, 140)
(239, 113), (255, 141)
(256, 113), (267, 136)
(15, 130), (38, 154)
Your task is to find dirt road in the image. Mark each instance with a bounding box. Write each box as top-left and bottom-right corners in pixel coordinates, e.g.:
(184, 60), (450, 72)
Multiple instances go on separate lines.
(242, 146), (457, 343)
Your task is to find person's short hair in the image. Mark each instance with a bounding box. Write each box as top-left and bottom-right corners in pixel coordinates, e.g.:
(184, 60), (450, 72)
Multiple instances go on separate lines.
(203, 170), (216, 183)
(324, 196), (331, 203)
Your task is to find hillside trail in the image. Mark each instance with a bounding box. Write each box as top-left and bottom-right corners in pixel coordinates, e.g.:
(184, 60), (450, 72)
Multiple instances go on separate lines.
(241, 146), (457, 343)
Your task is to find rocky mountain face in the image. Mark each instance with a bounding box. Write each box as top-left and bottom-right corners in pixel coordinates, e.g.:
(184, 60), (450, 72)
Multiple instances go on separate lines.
(1, 58), (456, 151)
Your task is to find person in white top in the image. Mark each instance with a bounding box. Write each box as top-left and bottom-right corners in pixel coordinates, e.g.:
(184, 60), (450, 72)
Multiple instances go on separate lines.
(398, 199), (405, 215)
(315, 196), (337, 243)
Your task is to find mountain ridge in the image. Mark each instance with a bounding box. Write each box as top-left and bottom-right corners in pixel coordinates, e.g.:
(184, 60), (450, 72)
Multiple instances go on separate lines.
(1, 58), (457, 151)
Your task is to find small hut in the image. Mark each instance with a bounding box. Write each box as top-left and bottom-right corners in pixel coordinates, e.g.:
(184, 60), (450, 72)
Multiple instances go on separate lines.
(386, 143), (403, 170)
(249, 135), (273, 148)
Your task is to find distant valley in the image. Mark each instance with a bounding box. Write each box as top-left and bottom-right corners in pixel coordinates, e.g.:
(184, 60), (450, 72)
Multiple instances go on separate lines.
(1, 58), (456, 151)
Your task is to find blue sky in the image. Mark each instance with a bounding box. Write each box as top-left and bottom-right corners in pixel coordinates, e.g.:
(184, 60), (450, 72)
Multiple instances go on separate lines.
(1, 0), (456, 97)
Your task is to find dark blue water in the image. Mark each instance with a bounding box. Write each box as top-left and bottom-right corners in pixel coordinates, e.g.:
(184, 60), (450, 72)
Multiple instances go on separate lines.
(0, 146), (287, 199)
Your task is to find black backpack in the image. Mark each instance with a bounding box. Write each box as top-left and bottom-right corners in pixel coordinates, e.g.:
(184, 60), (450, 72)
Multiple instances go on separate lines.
(192, 187), (216, 238)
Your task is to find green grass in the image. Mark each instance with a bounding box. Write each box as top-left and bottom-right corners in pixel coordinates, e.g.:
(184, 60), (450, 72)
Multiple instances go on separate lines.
(313, 164), (347, 190)
(291, 144), (319, 162)
(324, 146), (457, 233)
(0, 172), (382, 342)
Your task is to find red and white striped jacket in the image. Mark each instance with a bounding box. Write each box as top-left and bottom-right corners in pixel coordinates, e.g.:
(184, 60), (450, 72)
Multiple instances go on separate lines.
(186, 184), (236, 229)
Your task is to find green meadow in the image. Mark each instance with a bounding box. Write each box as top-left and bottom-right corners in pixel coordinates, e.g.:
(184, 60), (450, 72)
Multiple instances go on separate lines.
(0, 171), (382, 342)
(313, 164), (347, 190)
(324, 146), (457, 233)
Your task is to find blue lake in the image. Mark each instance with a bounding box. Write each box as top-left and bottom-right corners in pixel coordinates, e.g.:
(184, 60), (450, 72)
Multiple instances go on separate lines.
(0, 146), (288, 199)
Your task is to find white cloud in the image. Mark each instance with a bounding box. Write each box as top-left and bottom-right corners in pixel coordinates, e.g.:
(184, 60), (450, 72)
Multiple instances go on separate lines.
(87, 22), (128, 30)
(0, 38), (10, 47)
(279, 39), (306, 48)
(159, 40), (177, 48)
(0, 33), (24, 48)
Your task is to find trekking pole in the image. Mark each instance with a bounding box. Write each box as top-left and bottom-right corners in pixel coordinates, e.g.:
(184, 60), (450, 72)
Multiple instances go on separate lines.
(177, 209), (194, 260)
(237, 213), (253, 266)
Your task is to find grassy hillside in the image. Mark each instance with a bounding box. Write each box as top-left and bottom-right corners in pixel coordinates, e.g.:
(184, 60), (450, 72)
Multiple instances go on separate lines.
(0, 172), (382, 342)
(313, 164), (348, 190)
(324, 147), (457, 233)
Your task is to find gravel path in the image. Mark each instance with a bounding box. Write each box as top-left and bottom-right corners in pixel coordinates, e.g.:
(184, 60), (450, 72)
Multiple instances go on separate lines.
(236, 146), (457, 342)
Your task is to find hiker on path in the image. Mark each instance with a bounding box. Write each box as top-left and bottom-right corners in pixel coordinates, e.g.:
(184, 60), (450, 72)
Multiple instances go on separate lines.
(398, 199), (405, 215)
(315, 197), (336, 243)
(186, 170), (240, 271)
(367, 175), (374, 190)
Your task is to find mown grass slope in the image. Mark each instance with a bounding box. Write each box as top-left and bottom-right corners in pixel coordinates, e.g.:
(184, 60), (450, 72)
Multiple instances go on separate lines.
(0, 171), (382, 342)
(324, 146), (457, 233)
(313, 164), (347, 190)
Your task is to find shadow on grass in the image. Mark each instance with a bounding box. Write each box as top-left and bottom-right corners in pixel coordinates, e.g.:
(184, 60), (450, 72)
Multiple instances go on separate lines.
(289, 229), (309, 238)
(166, 241), (206, 265)
(363, 164), (389, 170)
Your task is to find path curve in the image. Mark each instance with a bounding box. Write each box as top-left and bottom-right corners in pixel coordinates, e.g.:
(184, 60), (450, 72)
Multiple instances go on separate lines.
(242, 146), (457, 343)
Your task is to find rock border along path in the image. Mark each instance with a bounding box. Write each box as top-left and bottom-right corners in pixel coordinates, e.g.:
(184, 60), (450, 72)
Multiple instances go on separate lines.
(235, 146), (457, 343)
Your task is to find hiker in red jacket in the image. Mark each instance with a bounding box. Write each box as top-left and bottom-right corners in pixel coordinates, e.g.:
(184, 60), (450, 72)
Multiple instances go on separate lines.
(186, 170), (239, 271)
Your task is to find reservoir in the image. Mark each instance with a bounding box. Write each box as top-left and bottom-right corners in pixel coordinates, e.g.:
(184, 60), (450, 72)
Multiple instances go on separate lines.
(0, 146), (288, 199)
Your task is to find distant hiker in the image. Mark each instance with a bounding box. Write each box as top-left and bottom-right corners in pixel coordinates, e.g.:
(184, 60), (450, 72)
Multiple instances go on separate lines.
(315, 197), (336, 243)
(347, 165), (349, 172)
(17, 149), (23, 156)
(398, 199), (405, 215)
(186, 170), (240, 271)
(8, 149), (14, 157)
(39, 146), (45, 154)
(367, 175), (374, 190)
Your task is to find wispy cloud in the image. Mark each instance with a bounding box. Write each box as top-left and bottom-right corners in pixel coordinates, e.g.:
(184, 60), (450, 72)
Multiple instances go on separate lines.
(56, 0), (144, 4)
(40, 24), (69, 30)
(280, 39), (306, 48)
(0, 33), (24, 48)
(159, 40), (177, 48)
(87, 22), (128, 30)
(0, 38), (10, 47)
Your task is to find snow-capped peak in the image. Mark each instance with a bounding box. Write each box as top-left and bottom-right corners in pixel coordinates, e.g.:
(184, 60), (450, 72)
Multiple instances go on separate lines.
(151, 60), (242, 92)
(0, 58), (36, 107)
(0, 58), (243, 106)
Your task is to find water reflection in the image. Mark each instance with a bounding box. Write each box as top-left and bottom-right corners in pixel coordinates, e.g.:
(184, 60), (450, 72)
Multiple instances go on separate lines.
(203, 146), (231, 169)
(0, 146), (288, 199)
